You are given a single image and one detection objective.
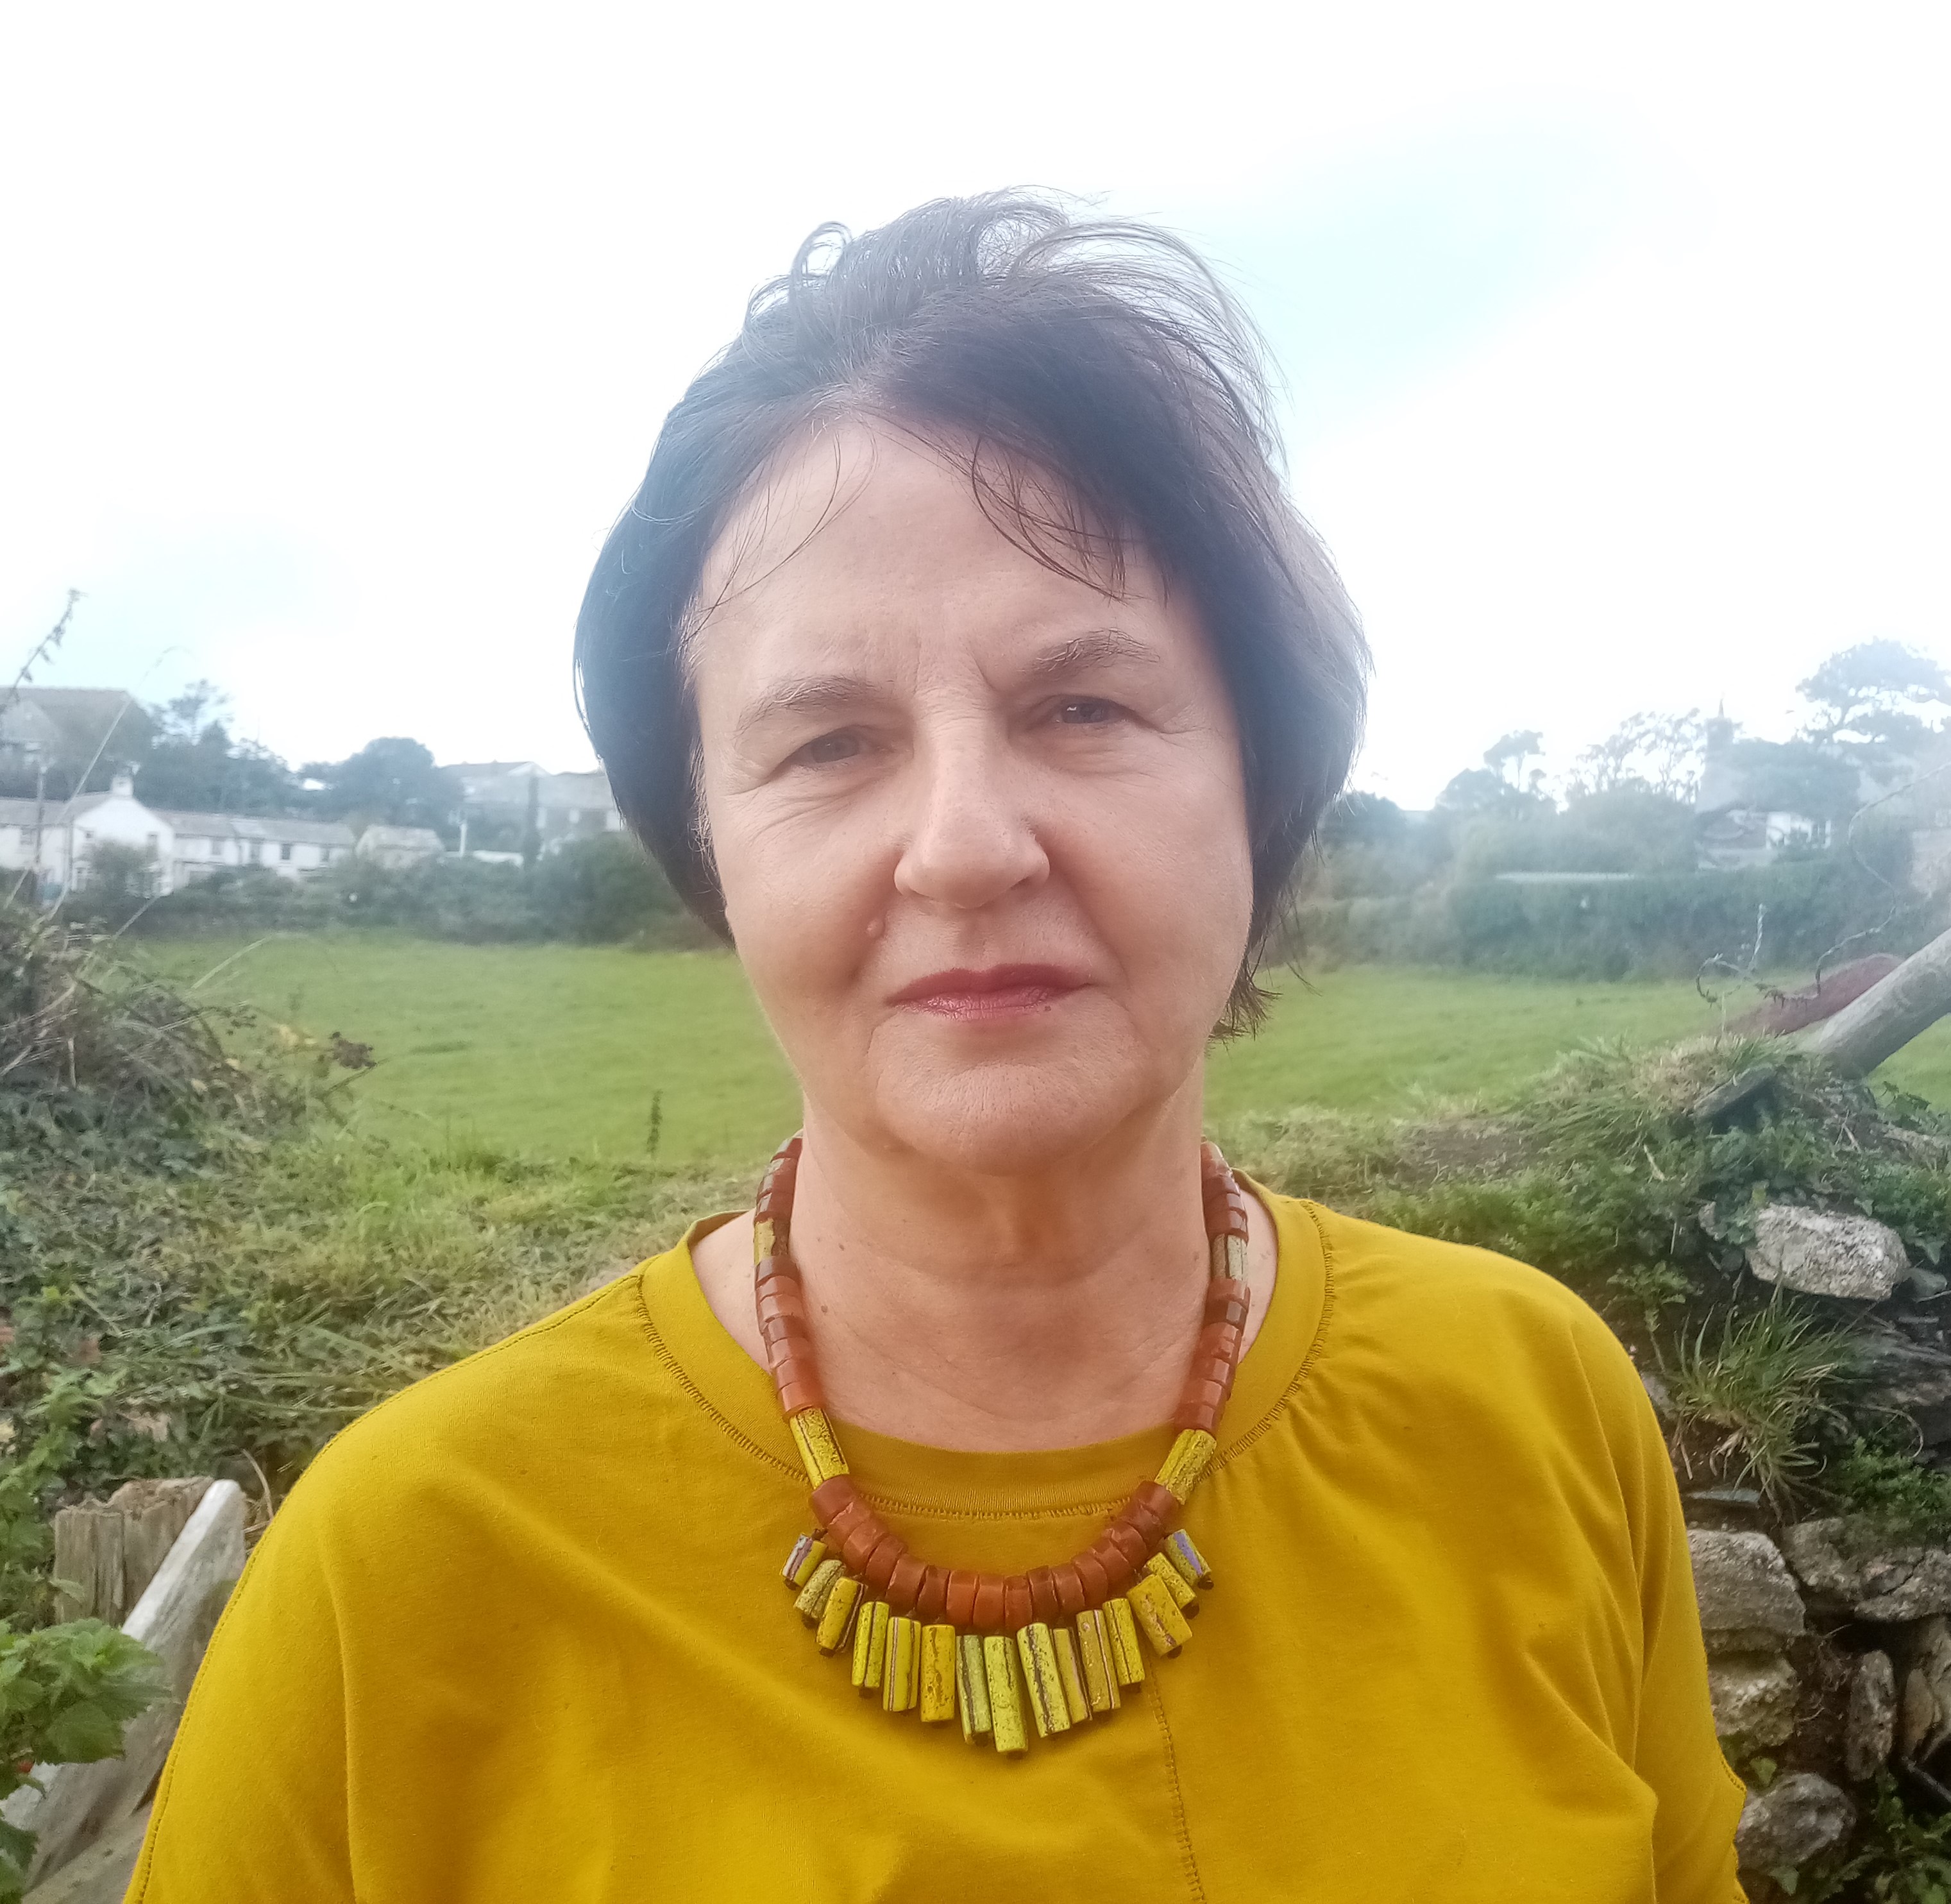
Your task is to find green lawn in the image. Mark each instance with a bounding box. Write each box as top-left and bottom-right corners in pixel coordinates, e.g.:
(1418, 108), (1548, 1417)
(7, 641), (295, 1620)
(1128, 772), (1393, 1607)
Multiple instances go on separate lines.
(144, 934), (1951, 1162)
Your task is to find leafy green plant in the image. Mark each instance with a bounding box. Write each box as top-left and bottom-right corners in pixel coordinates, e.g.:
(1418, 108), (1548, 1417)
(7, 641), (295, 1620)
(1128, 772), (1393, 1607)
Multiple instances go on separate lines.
(1659, 1302), (1861, 1504)
(1795, 1774), (1951, 1901)
(1825, 1439), (1951, 1545)
(0, 1619), (166, 1900)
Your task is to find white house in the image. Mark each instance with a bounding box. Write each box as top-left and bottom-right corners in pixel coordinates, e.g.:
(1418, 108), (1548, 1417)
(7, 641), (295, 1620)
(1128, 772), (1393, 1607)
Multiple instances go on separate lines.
(0, 774), (355, 897)
(354, 825), (446, 869)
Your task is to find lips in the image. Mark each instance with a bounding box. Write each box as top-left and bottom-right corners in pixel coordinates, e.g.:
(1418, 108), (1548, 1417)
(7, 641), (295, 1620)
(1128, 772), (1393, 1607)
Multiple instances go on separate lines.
(887, 964), (1086, 1022)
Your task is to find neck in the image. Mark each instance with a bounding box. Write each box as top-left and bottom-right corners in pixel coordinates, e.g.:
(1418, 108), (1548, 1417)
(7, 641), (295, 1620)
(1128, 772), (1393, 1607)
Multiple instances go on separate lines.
(692, 1086), (1277, 1453)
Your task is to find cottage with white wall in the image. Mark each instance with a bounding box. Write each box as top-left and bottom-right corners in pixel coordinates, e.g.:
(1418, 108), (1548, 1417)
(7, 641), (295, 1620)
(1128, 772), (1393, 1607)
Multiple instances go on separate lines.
(0, 774), (355, 897)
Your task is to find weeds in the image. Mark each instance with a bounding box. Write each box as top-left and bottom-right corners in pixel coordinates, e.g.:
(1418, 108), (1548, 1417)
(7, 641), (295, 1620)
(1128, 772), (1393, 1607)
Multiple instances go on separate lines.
(1658, 1304), (1861, 1504)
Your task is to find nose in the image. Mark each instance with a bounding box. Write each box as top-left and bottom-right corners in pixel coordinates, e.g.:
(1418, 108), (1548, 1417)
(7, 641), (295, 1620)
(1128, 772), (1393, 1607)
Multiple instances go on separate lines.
(892, 727), (1049, 910)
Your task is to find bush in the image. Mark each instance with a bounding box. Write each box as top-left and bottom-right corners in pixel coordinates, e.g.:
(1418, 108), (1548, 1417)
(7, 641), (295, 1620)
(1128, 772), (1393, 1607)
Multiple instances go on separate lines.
(1290, 855), (1939, 980)
(127, 835), (712, 948)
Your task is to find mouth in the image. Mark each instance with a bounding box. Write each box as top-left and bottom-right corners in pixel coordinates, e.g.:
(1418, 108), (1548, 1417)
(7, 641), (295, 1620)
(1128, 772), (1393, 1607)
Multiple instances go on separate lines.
(887, 963), (1087, 1023)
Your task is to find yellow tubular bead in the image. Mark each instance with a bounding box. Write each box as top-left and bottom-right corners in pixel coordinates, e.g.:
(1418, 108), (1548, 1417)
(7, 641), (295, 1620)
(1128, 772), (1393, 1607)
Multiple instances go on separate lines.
(794, 1556), (844, 1626)
(983, 1635), (1028, 1758)
(1128, 1572), (1194, 1656)
(1052, 1626), (1092, 1725)
(883, 1616), (920, 1714)
(752, 1217), (776, 1262)
(788, 1409), (849, 1486)
(1222, 1234), (1248, 1280)
(919, 1624), (958, 1725)
(1165, 1528), (1215, 1590)
(816, 1574), (863, 1654)
(1015, 1623), (1070, 1739)
(852, 1601), (890, 1694)
(1103, 1597), (1147, 1687)
(1076, 1609), (1120, 1712)
(782, 1534), (828, 1589)
(957, 1633), (993, 1741)
(1156, 1428), (1219, 1504)
(1144, 1552), (1201, 1617)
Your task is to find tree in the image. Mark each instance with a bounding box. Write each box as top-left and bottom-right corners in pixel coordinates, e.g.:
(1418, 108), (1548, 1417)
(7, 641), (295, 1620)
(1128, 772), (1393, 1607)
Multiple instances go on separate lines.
(131, 681), (299, 813)
(1722, 737), (1861, 831)
(1798, 640), (1951, 756)
(1569, 711), (1705, 801)
(1436, 767), (1551, 818)
(1482, 730), (1545, 791)
(304, 738), (460, 835)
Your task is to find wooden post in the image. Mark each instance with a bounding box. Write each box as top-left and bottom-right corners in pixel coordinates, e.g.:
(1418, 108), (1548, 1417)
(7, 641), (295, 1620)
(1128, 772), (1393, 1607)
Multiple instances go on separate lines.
(1799, 924), (1951, 1077)
(4, 1481), (245, 1887)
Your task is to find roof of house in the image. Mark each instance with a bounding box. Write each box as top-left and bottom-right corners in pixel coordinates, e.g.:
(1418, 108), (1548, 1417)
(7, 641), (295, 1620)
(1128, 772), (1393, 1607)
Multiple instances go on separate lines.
(0, 791), (115, 826)
(160, 812), (356, 847)
(357, 825), (446, 851)
(0, 688), (146, 765)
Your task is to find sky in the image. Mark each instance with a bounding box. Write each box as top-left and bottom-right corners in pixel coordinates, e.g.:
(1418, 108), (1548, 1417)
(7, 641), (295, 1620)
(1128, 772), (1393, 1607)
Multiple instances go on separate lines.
(2, 2), (1947, 807)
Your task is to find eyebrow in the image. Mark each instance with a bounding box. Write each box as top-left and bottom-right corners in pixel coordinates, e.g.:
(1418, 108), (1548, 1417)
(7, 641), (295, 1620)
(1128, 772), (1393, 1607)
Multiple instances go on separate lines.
(1025, 629), (1160, 678)
(731, 628), (1161, 745)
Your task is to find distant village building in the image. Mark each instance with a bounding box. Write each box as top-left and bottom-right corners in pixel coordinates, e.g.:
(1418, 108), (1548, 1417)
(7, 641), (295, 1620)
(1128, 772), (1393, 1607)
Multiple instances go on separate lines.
(0, 772), (354, 896)
(354, 825), (446, 869)
(0, 687), (148, 788)
(448, 761), (623, 853)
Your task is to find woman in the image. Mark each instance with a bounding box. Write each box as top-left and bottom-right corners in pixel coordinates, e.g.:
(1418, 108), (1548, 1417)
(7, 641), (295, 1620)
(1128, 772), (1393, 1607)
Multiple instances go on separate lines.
(132, 196), (1744, 1900)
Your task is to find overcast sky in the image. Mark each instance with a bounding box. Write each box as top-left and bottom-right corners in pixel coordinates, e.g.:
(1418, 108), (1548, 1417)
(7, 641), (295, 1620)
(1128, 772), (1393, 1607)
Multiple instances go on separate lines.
(3, 2), (1945, 806)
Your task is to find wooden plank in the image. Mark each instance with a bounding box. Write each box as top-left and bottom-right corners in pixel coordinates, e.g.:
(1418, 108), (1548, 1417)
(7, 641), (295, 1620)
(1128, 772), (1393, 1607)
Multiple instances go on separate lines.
(3, 1480), (245, 1887)
(22, 1805), (150, 1904)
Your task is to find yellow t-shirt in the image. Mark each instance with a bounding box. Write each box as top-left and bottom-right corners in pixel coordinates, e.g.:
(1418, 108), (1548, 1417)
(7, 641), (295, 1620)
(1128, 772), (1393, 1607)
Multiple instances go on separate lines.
(129, 1193), (1746, 1901)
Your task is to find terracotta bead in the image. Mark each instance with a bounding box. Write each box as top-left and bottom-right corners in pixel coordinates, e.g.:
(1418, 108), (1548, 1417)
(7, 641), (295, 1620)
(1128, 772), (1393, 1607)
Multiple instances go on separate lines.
(1123, 1499), (1168, 1548)
(1027, 1566), (1061, 1626)
(775, 1379), (825, 1417)
(972, 1574), (1007, 1632)
(756, 1282), (807, 1323)
(1175, 1376), (1226, 1419)
(1133, 1481), (1180, 1526)
(1095, 1539), (1138, 1595)
(841, 1517), (892, 1574)
(945, 1568), (979, 1628)
(915, 1565), (949, 1625)
(1171, 1396), (1221, 1433)
(809, 1475), (858, 1526)
(1074, 1551), (1111, 1605)
(822, 1500), (875, 1554)
(1002, 1575), (1033, 1631)
(752, 1254), (801, 1289)
(886, 1552), (926, 1615)
(1195, 1322), (1243, 1366)
(1103, 1521), (1149, 1569)
(1204, 1286), (1250, 1327)
(1052, 1562), (1087, 1619)
(864, 1534), (908, 1595)
(759, 1316), (811, 1359)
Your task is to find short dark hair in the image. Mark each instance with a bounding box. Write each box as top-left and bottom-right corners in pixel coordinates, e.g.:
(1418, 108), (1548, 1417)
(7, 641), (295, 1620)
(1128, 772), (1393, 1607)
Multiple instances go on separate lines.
(576, 191), (1369, 1032)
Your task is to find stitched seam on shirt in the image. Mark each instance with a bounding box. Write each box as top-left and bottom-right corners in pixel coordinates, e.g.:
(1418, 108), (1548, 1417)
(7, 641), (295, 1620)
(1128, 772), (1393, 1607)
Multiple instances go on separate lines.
(630, 1266), (804, 1481)
(1210, 1198), (1340, 1474)
(1146, 1676), (1210, 1903)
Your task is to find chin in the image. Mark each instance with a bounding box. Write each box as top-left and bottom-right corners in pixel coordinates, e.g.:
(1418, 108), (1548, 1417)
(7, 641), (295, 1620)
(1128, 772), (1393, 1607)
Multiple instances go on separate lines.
(873, 1055), (1166, 1177)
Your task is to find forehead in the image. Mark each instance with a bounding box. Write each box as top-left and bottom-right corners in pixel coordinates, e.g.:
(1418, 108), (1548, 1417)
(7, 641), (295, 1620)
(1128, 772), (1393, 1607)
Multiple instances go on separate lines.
(688, 420), (1184, 684)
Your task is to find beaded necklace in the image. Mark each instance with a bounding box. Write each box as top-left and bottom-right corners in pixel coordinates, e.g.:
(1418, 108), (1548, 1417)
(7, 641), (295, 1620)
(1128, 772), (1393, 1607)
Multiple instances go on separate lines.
(759, 1133), (1251, 1756)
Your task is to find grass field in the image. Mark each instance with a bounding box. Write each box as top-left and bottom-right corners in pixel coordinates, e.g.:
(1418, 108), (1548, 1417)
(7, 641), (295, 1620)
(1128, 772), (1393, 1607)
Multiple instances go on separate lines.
(143, 933), (1951, 1162)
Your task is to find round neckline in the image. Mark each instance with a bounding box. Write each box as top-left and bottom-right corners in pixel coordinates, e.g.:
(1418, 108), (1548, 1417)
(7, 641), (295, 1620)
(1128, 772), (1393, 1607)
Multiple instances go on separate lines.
(636, 1175), (1328, 1516)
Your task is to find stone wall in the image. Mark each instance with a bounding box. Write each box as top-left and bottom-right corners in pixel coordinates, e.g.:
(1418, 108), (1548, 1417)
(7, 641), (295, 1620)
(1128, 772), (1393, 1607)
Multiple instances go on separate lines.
(1692, 1520), (1947, 1887)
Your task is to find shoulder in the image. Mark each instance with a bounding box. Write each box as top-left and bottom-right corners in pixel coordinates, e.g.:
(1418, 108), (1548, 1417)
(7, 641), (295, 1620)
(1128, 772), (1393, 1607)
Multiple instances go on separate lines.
(1276, 1195), (1654, 1445)
(281, 1252), (682, 1535)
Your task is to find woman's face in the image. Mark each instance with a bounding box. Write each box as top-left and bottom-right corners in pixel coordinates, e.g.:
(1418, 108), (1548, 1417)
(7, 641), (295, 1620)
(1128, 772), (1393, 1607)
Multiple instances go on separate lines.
(691, 421), (1254, 1173)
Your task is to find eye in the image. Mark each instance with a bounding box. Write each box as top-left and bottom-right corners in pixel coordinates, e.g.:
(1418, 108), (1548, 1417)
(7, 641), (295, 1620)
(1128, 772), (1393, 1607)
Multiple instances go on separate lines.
(792, 731), (865, 767)
(1054, 697), (1117, 726)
